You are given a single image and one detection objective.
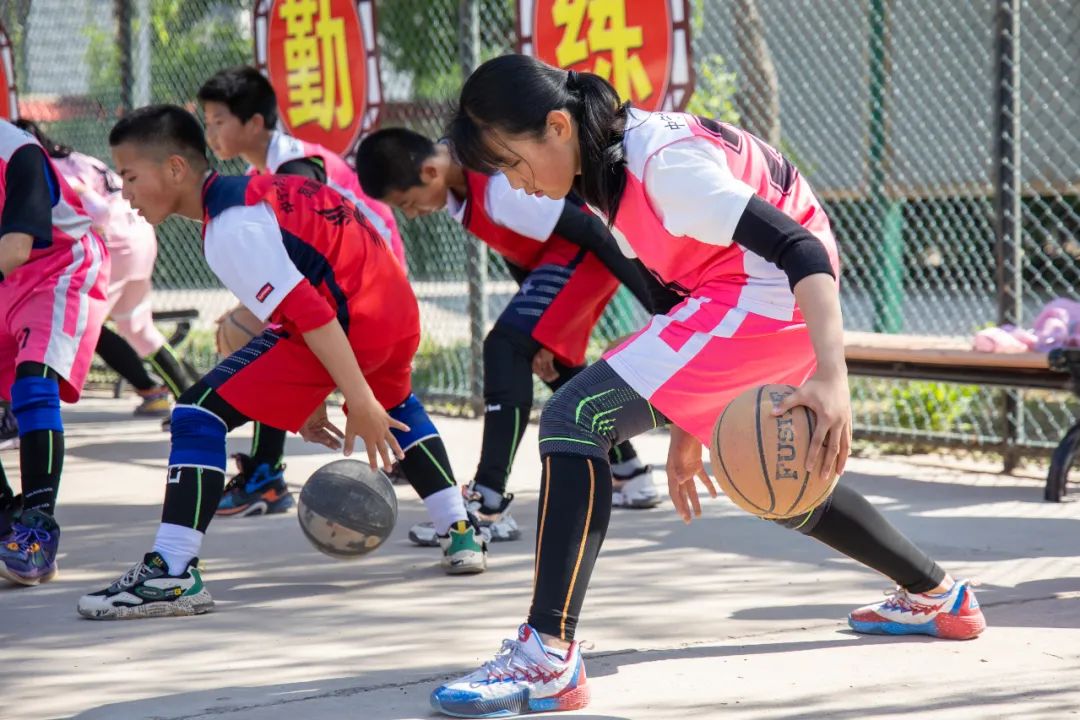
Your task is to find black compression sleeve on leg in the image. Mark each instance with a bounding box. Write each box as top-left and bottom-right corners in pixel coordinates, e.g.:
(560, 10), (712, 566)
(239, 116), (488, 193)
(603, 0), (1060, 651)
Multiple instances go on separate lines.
(474, 326), (538, 494)
(14, 363), (63, 516)
(528, 454), (613, 641)
(96, 326), (157, 391)
(249, 423), (287, 469)
(147, 344), (195, 398)
(399, 436), (457, 499)
(777, 483), (946, 593)
(528, 361), (669, 640)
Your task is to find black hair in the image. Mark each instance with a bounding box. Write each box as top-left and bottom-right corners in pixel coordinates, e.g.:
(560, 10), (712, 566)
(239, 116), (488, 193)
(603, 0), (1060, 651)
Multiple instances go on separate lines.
(197, 66), (279, 128)
(447, 54), (630, 221)
(108, 104), (209, 170)
(355, 127), (438, 199)
(13, 118), (72, 159)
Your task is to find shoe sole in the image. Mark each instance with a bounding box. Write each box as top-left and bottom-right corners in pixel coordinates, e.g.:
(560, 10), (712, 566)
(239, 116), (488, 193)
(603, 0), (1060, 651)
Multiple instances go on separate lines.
(432, 682), (590, 717)
(0, 562), (58, 586)
(848, 613), (986, 640)
(612, 493), (662, 509)
(442, 555), (488, 575)
(78, 590), (215, 620)
(216, 495), (295, 518)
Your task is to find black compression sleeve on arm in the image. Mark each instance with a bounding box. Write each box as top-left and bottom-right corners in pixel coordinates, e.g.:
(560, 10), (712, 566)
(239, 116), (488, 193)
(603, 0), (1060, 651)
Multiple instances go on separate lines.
(633, 260), (682, 315)
(552, 203), (655, 311)
(1, 145), (56, 247)
(277, 158), (327, 183)
(731, 195), (836, 290)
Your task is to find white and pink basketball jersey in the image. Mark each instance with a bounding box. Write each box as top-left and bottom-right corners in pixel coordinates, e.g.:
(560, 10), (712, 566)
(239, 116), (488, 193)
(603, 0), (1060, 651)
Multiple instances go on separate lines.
(51, 151), (156, 262)
(0, 121), (93, 254)
(603, 108), (839, 323)
(253, 131), (407, 268)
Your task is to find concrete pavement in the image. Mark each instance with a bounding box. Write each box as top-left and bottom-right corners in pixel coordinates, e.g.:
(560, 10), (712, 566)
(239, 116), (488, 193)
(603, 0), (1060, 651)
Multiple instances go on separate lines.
(1, 395), (1078, 719)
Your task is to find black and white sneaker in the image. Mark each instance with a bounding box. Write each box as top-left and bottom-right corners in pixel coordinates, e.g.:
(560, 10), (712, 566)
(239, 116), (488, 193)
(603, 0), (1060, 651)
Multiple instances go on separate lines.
(77, 552), (213, 620)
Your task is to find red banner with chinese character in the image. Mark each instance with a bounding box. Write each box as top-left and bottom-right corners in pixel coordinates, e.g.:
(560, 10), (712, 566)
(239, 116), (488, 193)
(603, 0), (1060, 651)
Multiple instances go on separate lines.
(518, 0), (693, 112)
(254, 0), (382, 158)
(0, 23), (17, 120)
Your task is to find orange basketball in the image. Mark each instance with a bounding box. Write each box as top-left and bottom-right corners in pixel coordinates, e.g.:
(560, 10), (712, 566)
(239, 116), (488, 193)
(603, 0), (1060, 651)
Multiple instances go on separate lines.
(215, 305), (266, 356)
(709, 384), (837, 519)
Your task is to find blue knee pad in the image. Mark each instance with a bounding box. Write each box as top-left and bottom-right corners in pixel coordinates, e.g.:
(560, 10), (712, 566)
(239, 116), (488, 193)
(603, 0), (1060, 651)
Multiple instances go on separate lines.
(389, 394), (439, 452)
(11, 376), (63, 433)
(168, 405), (227, 472)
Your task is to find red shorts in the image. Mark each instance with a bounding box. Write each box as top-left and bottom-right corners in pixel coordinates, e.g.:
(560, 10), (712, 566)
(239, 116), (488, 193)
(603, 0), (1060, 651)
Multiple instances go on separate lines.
(497, 251), (619, 367)
(204, 330), (419, 432)
(0, 234), (110, 402)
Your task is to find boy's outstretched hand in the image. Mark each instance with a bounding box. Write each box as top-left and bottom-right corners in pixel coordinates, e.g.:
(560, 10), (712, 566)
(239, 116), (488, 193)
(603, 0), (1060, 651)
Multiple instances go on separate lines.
(345, 392), (409, 472)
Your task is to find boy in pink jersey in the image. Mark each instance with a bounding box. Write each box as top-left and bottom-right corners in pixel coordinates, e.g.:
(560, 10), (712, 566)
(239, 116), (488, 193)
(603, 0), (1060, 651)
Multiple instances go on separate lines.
(426, 56), (987, 717)
(15, 120), (194, 418)
(0, 119), (109, 586)
(197, 65), (410, 517)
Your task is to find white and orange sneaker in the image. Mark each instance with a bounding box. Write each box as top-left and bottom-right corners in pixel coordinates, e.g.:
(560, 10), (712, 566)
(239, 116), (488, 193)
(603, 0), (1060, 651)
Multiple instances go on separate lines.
(848, 579), (986, 640)
(430, 624), (590, 717)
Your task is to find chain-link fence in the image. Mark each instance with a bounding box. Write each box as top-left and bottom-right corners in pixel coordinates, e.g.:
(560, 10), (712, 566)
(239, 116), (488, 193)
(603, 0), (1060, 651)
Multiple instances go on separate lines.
(2, 0), (1077, 455)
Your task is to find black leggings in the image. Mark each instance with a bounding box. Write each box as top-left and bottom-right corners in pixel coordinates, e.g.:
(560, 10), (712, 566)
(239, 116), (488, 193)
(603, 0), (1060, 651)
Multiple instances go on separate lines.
(528, 360), (945, 641)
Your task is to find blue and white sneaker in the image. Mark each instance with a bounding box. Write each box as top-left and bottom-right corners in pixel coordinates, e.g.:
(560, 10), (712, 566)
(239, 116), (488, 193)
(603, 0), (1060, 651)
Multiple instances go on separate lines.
(0, 508), (60, 586)
(216, 454), (294, 517)
(431, 624), (590, 717)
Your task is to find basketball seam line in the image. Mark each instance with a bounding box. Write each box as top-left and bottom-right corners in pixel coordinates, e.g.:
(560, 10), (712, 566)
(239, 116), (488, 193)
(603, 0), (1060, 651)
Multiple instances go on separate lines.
(754, 385), (777, 514)
(714, 400), (770, 515)
(784, 384), (812, 516)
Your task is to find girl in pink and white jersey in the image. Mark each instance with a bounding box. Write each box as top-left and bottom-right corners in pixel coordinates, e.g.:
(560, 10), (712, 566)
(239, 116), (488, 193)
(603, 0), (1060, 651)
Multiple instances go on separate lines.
(428, 55), (987, 718)
(15, 120), (193, 418)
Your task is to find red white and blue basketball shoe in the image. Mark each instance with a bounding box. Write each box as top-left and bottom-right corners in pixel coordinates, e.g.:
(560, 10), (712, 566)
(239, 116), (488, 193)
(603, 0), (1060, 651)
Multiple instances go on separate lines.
(430, 624), (590, 717)
(848, 579), (986, 640)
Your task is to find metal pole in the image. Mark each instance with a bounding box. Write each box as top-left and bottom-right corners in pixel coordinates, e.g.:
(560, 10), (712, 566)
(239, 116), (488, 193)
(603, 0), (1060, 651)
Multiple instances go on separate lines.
(133, 0), (151, 108)
(868, 0), (904, 334)
(459, 0), (486, 416)
(115, 0), (133, 113)
(993, 0), (1023, 471)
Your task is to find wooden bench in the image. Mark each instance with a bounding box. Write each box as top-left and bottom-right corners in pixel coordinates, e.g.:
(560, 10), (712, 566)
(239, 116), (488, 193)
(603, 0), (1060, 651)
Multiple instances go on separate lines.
(843, 331), (1080, 502)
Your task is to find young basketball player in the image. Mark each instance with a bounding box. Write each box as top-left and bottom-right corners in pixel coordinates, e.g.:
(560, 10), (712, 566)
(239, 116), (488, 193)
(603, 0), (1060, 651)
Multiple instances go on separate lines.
(0, 119), (109, 586)
(356, 128), (674, 546)
(15, 119), (194, 418)
(196, 66), (406, 519)
(428, 56), (987, 716)
(77, 106), (486, 619)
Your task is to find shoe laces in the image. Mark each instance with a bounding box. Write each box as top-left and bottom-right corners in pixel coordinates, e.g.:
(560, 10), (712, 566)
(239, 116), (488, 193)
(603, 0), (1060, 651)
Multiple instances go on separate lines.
(478, 639), (558, 685)
(7, 525), (51, 552)
(112, 560), (156, 592)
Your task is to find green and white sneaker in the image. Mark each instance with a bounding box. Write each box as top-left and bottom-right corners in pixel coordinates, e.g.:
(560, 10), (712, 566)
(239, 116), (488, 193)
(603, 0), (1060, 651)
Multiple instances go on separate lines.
(439, 519), (488, 575)
(77, 552), (214, 620)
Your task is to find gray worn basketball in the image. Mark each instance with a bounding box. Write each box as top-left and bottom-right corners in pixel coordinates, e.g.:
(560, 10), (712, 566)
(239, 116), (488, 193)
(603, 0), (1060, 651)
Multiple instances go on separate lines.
(297, 460), (398, 559)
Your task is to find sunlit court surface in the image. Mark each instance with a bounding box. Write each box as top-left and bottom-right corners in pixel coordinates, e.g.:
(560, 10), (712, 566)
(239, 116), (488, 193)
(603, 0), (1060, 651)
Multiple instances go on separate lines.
(0, 396), (1076, 720)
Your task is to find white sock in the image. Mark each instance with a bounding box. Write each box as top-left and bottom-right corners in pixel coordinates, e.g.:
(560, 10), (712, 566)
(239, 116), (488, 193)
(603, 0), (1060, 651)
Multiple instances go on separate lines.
(473, 482), (503, 509)
(424, 486), (467, 536)
(153, 523), (204, 576)
(611, 456), (645, 478)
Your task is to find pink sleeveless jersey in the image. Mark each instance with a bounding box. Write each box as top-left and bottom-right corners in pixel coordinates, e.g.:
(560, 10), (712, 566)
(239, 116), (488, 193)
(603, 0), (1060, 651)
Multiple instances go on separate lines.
(0, 123), (94, 255)
(51, 151), (156, 264)
(251, 131), (407, 269)
(606, 109), (839, 323)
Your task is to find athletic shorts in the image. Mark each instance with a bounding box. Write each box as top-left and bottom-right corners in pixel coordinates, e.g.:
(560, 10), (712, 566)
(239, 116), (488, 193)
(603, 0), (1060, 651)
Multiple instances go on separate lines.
(604, 294), (817, 445)
(0, 233), (110, 402)
(201, 330), (419, 432)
